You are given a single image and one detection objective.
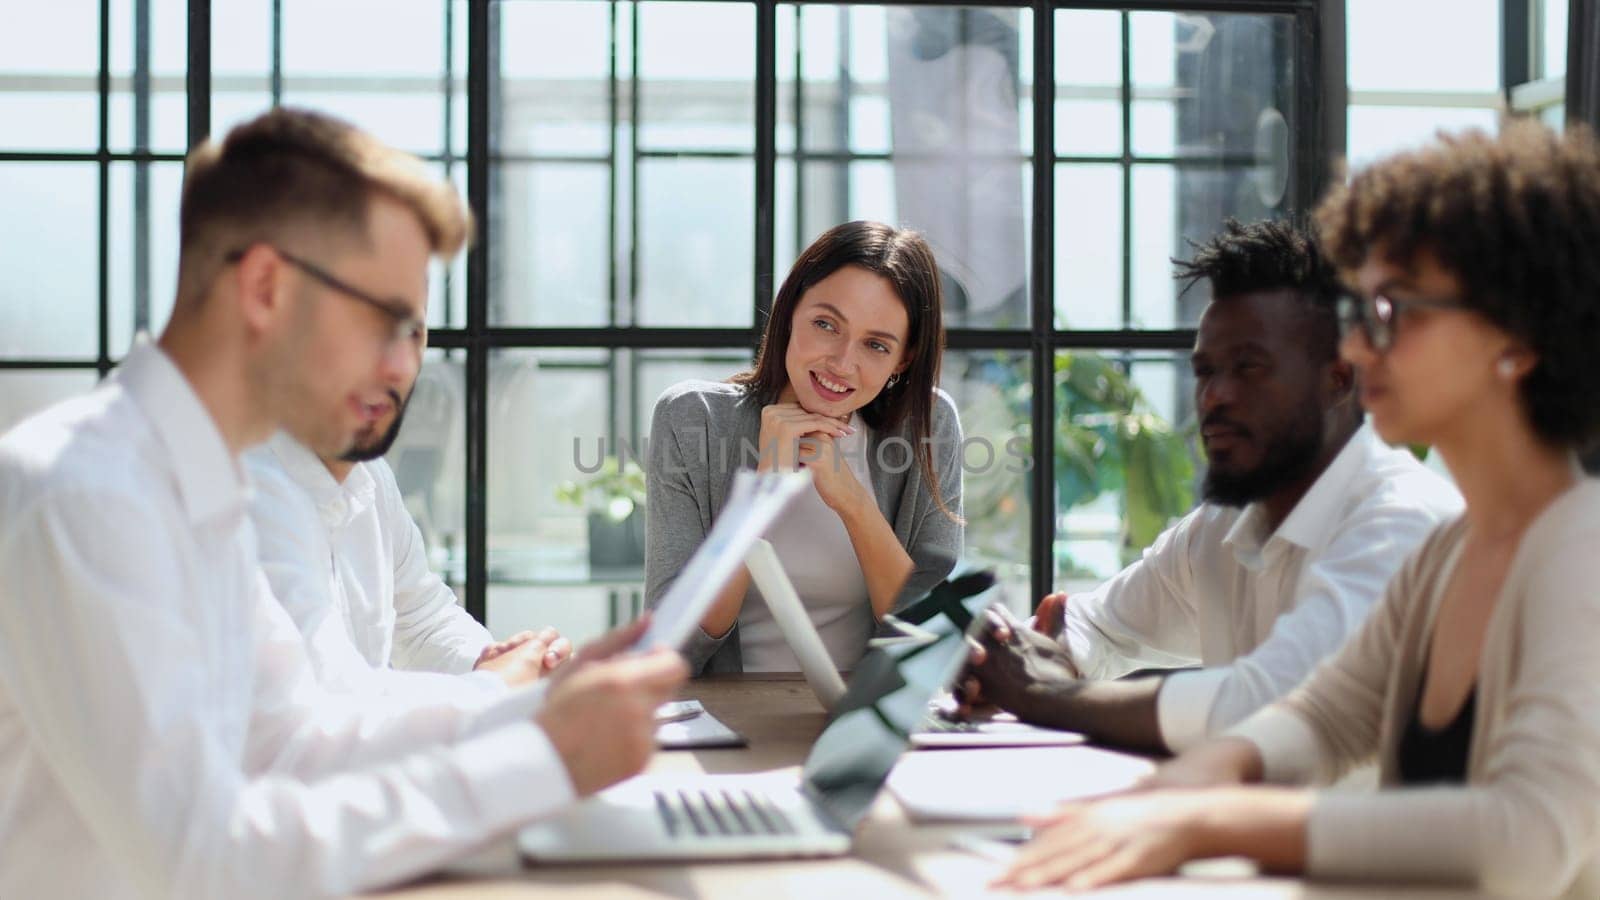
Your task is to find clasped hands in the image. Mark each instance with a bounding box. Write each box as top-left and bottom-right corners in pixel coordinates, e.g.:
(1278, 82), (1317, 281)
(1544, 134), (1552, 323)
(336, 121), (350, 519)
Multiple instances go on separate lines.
(954, 591), (1080, 718)
(758, 389), (866, 514)
(473, 626), (573, 686)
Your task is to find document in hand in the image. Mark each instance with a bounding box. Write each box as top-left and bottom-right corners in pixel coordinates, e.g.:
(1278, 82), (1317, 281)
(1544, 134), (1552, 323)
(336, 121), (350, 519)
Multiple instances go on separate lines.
(633, 468), (812, 653)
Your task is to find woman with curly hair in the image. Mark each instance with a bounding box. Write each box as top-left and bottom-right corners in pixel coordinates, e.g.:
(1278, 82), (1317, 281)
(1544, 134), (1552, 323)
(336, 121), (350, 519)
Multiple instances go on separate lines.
(996, 120), (1600, 898)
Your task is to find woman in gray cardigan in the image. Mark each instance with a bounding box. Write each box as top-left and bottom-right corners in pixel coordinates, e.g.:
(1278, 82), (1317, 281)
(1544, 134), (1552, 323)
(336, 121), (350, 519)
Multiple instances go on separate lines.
(645, 221), (964, 676)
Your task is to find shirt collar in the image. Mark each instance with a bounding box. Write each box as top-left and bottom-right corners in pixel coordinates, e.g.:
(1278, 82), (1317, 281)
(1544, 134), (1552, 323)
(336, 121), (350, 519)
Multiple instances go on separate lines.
(113, 338), (251, 529)
(266, 431), (376, 530)
(1274, 423), (1381, 550)
(1222, 423), (1383, 563)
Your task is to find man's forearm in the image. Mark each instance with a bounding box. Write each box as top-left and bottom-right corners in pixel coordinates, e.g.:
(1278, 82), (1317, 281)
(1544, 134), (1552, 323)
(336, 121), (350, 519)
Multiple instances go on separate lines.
(1011, 675), (1169, 755)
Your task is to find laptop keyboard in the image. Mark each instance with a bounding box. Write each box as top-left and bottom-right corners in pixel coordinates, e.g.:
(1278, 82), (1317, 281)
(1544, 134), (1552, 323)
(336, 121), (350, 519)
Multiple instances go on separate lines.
(654, 788), (795, 839)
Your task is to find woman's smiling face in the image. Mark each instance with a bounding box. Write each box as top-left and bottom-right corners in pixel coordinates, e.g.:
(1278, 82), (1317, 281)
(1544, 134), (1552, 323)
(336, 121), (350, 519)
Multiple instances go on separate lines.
(783, 265), (911, 417)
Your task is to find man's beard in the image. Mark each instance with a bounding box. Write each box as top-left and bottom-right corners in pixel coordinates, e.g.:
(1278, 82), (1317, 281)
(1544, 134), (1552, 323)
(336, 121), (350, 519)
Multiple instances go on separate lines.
(340, 389), (410, 463)
(1201, 401), (1324, 508)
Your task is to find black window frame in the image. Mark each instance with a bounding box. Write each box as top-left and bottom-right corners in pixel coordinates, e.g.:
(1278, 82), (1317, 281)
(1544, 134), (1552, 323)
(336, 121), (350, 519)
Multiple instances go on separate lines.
(7, 0), (1368, 621)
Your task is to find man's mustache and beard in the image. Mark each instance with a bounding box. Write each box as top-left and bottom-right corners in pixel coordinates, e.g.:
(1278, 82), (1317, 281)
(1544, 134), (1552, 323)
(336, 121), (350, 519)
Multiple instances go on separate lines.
(340, 388), (411, 463)
(1201, 393), (1325, 508)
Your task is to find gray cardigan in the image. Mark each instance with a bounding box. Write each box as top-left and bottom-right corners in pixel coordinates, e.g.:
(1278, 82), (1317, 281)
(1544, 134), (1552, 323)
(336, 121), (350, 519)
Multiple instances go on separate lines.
(644, 379), (964, 675)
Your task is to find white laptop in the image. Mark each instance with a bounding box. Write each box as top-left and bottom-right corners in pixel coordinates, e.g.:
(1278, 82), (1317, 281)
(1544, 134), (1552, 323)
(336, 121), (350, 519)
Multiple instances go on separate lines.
(742, 538), (849, 707)
(517, 572), (1000, 863)
(744, 542), (1084, 750)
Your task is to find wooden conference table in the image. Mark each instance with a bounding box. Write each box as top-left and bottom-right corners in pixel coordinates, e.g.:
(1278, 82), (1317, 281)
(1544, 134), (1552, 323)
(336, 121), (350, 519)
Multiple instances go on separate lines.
(380, 675), (1484, 899)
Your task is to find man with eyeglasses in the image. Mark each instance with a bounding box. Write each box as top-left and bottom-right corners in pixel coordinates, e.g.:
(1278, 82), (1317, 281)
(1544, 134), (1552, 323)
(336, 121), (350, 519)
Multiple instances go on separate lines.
(0, 107), (686, 898)
(961, 218), (1462, 757)
(241, 246), (572, 701)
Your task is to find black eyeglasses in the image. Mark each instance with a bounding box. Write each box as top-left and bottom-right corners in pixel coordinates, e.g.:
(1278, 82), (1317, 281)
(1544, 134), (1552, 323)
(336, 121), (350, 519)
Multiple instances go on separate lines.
(224, 246), (427, 351)
(1336, 291), (1462, 353)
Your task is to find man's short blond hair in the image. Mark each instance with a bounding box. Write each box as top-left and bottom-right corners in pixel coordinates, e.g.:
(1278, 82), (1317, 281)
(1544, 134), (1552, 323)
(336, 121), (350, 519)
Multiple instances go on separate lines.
(176, 106), (473, 306)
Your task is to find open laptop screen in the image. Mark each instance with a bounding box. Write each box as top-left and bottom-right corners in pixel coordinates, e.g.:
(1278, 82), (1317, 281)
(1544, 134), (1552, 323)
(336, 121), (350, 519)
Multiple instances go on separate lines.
(797, 572), (998, 830)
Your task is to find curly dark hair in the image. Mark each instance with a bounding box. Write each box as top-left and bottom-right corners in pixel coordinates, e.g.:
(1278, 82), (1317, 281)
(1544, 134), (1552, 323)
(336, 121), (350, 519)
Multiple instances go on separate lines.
(1316, 120), (1600, 450)
(1171, 217), (1343, 360)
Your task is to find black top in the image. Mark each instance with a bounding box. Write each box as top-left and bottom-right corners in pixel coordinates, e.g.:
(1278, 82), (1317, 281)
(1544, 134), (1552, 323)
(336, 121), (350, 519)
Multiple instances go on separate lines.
(1397, 665), (1477, 785)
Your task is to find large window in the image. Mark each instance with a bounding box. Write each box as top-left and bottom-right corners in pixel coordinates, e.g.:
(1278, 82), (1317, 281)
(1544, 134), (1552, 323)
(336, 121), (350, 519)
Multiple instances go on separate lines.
(467, 2), (1310, 624)
(1507, 0), (1571, 126)
(1, 0), (187, 427)
(6, 0), (1339, 640)
(1344, 0), (1502, 165)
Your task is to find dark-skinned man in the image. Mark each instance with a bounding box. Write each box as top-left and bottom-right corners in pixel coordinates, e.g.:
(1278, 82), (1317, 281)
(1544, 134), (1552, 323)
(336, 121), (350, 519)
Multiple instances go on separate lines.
(965, 219), (1462, 754)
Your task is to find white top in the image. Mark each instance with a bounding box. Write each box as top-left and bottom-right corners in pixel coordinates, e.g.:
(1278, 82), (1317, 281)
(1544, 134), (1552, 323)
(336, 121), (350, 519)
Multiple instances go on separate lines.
(1061, 424), (1463, 751)
(1227, 478), (1600, 899)
(246, 433), (496, 696)
(0, 341), (571, 899)
(740, 414), (874, 672)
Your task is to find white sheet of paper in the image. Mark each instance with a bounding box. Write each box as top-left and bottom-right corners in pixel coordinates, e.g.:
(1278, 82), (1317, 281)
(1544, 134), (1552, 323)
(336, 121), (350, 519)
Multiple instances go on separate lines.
(888, 745), (1156, 822)
(633, 468), (811, 652)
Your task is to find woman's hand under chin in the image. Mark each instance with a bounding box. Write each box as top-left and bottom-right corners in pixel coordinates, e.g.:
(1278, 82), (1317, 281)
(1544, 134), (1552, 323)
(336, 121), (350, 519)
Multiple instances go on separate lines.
(757, 386), (853, 472)
(761, 384), (864, 516)
(798, 431), (869, 515)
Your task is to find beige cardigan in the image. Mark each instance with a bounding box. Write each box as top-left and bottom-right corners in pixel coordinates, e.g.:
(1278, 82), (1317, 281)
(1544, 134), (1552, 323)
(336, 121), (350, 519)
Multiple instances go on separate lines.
(1229, 476), (1600, 899)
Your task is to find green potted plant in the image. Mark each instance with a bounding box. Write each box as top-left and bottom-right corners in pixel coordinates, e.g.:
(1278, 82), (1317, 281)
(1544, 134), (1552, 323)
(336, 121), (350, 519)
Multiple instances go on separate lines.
(555, 456), (648, 570)
(1053, 350), (1196, 563)
(964, 350), (1196, 577)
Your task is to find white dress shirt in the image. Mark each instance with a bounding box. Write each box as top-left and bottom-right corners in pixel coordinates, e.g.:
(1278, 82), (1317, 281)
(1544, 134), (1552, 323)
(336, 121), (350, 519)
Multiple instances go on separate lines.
(0, 341), (570, 899)
(246, 433), (496, 695)
(1061, 424), (1463, 751)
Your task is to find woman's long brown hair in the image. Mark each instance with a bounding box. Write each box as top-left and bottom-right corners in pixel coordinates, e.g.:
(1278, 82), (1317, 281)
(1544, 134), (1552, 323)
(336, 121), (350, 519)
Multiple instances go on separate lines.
(732, 220), (957, 520)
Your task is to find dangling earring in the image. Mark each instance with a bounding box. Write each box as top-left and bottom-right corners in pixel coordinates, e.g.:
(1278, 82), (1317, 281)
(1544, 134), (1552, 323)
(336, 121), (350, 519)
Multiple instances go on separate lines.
(1497, 357), (1517, 379)
(886, 374), (900, 388)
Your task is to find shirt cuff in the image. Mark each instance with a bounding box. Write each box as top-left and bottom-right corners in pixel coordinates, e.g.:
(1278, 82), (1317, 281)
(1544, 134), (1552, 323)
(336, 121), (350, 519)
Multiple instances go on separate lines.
(1222, 704), (1323, 784)
(448, 641), (490, 675)
(1303, 790), (1479, 883)
(1155, 667), (1230, 753)
(459, 670), (511, 698)
(455, 720), (576, 827)
(467, 679), (553, 736)
(1059, 621), (1095, 675)
(683, 625), (733, 675)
